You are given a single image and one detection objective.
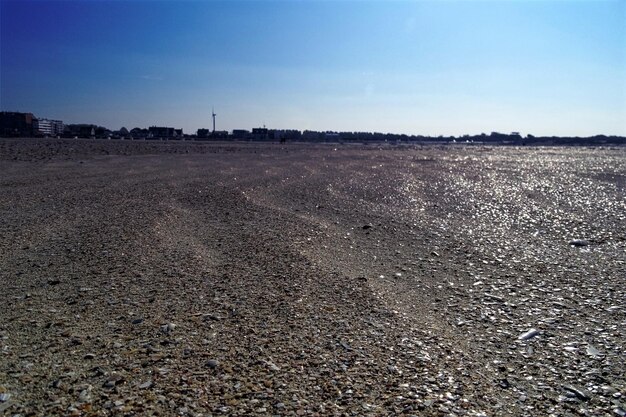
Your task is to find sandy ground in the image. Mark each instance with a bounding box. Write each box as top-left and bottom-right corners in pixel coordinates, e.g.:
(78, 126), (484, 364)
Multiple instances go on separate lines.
(0, 139), (624, 416)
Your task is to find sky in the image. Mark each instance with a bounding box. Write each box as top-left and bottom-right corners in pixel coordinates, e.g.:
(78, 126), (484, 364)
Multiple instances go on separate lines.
(1, 0), (625, 137)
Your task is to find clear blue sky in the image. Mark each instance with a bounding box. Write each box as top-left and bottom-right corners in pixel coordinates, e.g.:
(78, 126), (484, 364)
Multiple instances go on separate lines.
(1, 0), (625, 136)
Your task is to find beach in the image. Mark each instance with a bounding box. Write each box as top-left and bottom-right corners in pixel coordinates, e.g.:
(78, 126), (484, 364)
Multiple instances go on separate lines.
(1, 139), (624, 416)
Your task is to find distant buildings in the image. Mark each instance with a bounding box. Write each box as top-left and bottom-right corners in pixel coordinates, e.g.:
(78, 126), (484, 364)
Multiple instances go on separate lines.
(0, 112), (65, 137)
(33, 118), (64, 136)
(197, 128), (230, 140)
(2, 110), (624, 145)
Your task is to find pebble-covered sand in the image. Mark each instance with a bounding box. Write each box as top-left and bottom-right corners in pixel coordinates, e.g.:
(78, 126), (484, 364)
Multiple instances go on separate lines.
(0, 139), (624, 416)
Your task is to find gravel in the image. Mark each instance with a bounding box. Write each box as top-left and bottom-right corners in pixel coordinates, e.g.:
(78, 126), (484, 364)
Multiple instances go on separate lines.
(0, 138), (624, 416)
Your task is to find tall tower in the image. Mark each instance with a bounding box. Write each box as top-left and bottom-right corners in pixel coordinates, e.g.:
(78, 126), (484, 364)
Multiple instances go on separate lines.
(212, 107), (216, 133)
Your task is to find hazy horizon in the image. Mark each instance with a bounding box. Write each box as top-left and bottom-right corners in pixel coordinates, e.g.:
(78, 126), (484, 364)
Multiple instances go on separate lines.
(1, 0), (625, 137)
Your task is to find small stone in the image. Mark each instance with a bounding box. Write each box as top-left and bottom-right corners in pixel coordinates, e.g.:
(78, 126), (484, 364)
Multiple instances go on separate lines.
(84, 353), (95, 360)
(78, 389), (92, 403)
(139, 380), (153, 389)
(206, 359), (219, 369)
(0, 393), (10, 402)
(569, 239), (589, 247)
(131, 318), (143, 325)
(47, 278), (61, 285)
(362, 224), (372, 230)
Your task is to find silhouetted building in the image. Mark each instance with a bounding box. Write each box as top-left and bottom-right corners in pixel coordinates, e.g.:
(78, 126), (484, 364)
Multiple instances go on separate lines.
(0, 112), (35, 137)
(279, 129), (301, 141)
(148, 126), (182, 139)
(197, 128), (210, 138)
(231, 129), (249, 139)
(269, 129), (301, 142)
(252, 127), (269, 141)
